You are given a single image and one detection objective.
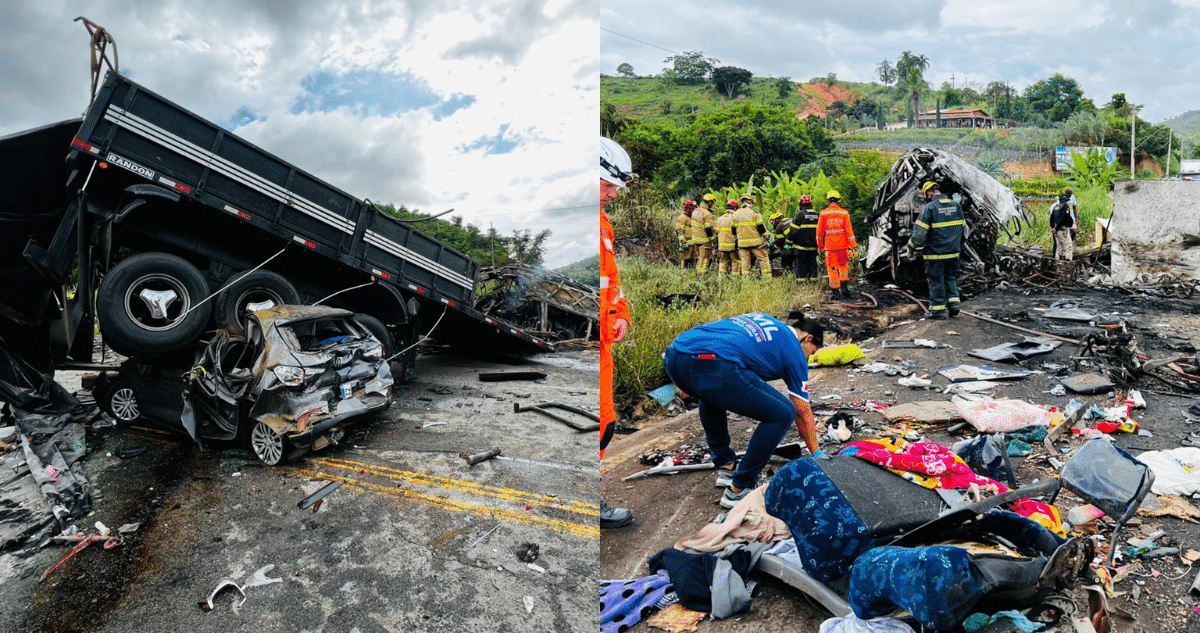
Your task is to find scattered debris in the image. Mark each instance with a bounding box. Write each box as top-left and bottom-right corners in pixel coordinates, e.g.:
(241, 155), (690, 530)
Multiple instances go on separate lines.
(478, 371), (547, 382)
(513, 401), (600, 432)
(199, 578), (247, 613)
(474, 264), (599, 341)
(245, 564), (283, 588)
(968, 337), (1061, 362)
(645, 603), (705, 633)
(460, 448), (502, 466)
(880, 401), (962, 424)
(40, 532), (122, 583)
(938, 365), (1031, 382)
(515, 542), (539, 563)
(1062, 373), (1116, 395)
(297, 481), (343, 511)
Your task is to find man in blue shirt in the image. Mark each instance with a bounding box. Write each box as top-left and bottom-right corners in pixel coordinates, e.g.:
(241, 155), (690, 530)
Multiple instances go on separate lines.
(664, 314), (825, 508)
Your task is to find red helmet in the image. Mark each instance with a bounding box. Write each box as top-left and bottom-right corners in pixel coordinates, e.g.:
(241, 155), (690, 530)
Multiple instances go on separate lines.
(683, 200), (697, 209)
(726, 200), (739, 209)
(799, 194), (813, 205)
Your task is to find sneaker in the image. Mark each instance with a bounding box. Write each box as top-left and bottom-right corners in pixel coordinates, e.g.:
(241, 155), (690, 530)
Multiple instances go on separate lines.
(719, 487), (751, 509)
(714, 463), (737, 488)
(600, 501), (634, 529)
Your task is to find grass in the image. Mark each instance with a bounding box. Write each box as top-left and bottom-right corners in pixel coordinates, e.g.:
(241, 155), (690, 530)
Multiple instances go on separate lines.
(1002, 185), (1113, 251)
(611, 256), (825, 401)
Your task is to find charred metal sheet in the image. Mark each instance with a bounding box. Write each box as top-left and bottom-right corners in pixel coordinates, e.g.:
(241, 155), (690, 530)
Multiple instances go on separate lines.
(864, 148), (1032, 290)
(475, 264), (599, 341)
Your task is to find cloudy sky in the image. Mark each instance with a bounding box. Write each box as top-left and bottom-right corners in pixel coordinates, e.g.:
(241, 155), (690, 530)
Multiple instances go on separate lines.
(1, 0), (597, 269)
(601, 0), (1200, 124)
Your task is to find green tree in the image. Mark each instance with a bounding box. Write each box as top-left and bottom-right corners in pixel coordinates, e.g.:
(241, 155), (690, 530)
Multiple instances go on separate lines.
(875, 59), (896, 87)
(625, 103), (838, 196)
(939, 82), (963, 108)
(508, 228), (552, 266)
(823, 72), (838, 86)
(900, 67), (929, 128)
(775, 76), (794, 99)
(712, 66), (753, 99)
(984, 81), (1021, 121)
(379, 205), (512, 265)
(830, 151), (894, 239)
(895, 51), (929, 78)
(662, 50), (718, 85)
(616, 62), (635, 77)
(1024, 74), (1084, 123)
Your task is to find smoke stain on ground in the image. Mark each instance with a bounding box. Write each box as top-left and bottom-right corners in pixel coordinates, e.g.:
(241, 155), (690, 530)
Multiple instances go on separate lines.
(18, 432), (200, 633)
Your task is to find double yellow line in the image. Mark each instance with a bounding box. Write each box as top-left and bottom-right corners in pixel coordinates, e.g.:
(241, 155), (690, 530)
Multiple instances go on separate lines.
(293, 456), (599, 540)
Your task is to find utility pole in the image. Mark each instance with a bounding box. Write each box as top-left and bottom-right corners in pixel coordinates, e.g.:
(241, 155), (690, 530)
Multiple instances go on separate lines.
(1167, 129), (1173, 178)
(1130, 105), (1138, 180)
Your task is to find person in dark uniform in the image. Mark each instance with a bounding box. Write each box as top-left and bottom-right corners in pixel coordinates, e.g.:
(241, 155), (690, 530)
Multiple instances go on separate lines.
(908, 181), (965, 319)
(781, 194), (820, 281)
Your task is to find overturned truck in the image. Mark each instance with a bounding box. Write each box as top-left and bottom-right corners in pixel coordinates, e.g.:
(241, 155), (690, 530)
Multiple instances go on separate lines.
(864, 148), (1032, 292)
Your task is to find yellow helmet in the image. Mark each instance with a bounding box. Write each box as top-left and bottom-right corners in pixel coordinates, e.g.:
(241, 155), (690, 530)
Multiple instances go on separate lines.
(702, 193), (717, 202)
(740, 193), (753, 202)
(921, 181), (938, 195)
(825, 190), (841, 200)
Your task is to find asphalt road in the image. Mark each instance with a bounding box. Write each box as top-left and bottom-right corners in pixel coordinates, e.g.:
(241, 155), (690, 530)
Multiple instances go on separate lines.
(0, 347), (599, 633)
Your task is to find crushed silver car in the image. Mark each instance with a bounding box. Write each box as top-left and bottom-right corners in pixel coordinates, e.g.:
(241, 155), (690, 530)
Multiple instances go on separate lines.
(95, 305), (393, 464)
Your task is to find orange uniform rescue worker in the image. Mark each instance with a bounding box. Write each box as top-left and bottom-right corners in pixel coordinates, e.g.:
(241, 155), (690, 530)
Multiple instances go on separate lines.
(600, 137), (634, 529)
(816, 190), (856, 297)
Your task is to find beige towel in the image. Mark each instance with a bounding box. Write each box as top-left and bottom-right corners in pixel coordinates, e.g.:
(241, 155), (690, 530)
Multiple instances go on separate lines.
(673, 485), (791, 552)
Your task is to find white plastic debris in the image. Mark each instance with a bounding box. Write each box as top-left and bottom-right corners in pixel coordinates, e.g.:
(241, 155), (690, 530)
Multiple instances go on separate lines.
(897, 375), (932, 389)
(117, 523), (140, 534)
(246, 564), (283, 588)
(523, 596), (535, 613)
(1049, 384), (1066, 396)
(527, 563), (545, 573)
(912, 338), (938, 348)
(95, 521), (110, 536)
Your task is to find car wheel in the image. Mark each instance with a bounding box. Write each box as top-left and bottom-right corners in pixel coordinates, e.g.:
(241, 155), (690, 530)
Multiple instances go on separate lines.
(96, 252), (212, 356)
(214, 270), (300, 336)
(246, 420), (286, 465)
(100, 378), (141, 424)
(353, 314), (396, 357)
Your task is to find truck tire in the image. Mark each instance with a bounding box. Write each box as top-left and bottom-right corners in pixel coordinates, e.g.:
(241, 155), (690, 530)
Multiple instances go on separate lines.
(97, 252), (213, 356)
(353, 314), (397, 357)
(214, 270), (300, 336)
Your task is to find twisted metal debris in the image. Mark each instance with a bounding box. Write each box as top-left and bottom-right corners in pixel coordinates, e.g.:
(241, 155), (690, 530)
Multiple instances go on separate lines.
(864, 148), (1033, 290)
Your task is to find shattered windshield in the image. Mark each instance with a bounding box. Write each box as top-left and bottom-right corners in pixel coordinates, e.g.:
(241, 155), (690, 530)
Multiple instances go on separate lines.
(280, 317), (366, 351)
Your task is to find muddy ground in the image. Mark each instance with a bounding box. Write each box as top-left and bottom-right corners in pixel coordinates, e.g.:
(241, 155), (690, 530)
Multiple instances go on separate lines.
(602, 284), (1200, 633)
(0, 345), (599, 633)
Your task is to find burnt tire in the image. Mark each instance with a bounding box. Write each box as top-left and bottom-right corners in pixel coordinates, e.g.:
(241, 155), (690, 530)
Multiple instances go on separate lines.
(214, 270), (300, 336)
(98, 377), (140, 424)
(353, 314), (396, 357)
(96, 252), (212, 356)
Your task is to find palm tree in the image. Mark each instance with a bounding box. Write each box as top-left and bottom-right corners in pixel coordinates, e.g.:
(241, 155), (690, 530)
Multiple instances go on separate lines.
(896, 51), (930, 78)
(901, 67), (929, 129)
(875, 59), (895, 88)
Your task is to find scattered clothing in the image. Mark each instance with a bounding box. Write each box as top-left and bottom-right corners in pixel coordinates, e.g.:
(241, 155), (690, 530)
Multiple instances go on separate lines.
(600, 571), (673, 633)
(839, 438), (1007, 493)
(962, 609), (1046, 632)
(648, 543), (770, 619)
(955, 399), (1055, 433)
(820, 613), (915, 633)
(675, 485), (791, 552)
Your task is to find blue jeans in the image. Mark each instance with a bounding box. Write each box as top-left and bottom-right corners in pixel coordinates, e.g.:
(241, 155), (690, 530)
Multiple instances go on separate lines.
(664, 346), (794, 491)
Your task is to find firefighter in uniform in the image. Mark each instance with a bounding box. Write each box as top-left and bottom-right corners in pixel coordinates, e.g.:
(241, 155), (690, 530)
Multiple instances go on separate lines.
(908, 181), (965, 320)
(732, 194), (770, 276)
(783, 194), (820, 281)
(675, 200), (696, 267)
(714, 200), (740, 277)
(690, 194), (717, 273)
(771, 212), (796, 275)
(816, 190), (856, 296)
(599, 137), (633, 528)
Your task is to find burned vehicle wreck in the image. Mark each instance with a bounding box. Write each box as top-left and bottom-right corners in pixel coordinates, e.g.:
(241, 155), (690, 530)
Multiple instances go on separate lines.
(863, 148), (1033, 290)
(94, 305), (392, 464)
(474, 264), (600, 341)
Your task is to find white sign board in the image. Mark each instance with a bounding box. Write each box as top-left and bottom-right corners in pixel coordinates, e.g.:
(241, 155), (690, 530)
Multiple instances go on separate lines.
(1055, 146), (1118, 171)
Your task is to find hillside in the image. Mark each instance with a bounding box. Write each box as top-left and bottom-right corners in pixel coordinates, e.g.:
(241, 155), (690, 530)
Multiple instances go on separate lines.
(1162, 109), (1200, 141)
(554, 254), (599, 287)
(602, 75), (882, 126)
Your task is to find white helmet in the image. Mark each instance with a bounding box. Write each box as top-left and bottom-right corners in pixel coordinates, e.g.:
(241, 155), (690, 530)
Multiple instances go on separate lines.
(600, 136), (633, 188)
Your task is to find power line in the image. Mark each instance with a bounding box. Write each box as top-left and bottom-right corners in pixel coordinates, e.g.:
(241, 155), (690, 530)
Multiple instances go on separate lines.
(600, 28), (676, 55)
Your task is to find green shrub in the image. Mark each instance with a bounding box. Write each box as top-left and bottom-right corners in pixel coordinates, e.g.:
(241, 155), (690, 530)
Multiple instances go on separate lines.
(612, 256), (824, 400)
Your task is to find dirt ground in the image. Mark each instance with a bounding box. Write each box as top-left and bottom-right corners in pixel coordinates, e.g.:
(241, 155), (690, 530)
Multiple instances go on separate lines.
(602, 283), (1200, 633)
